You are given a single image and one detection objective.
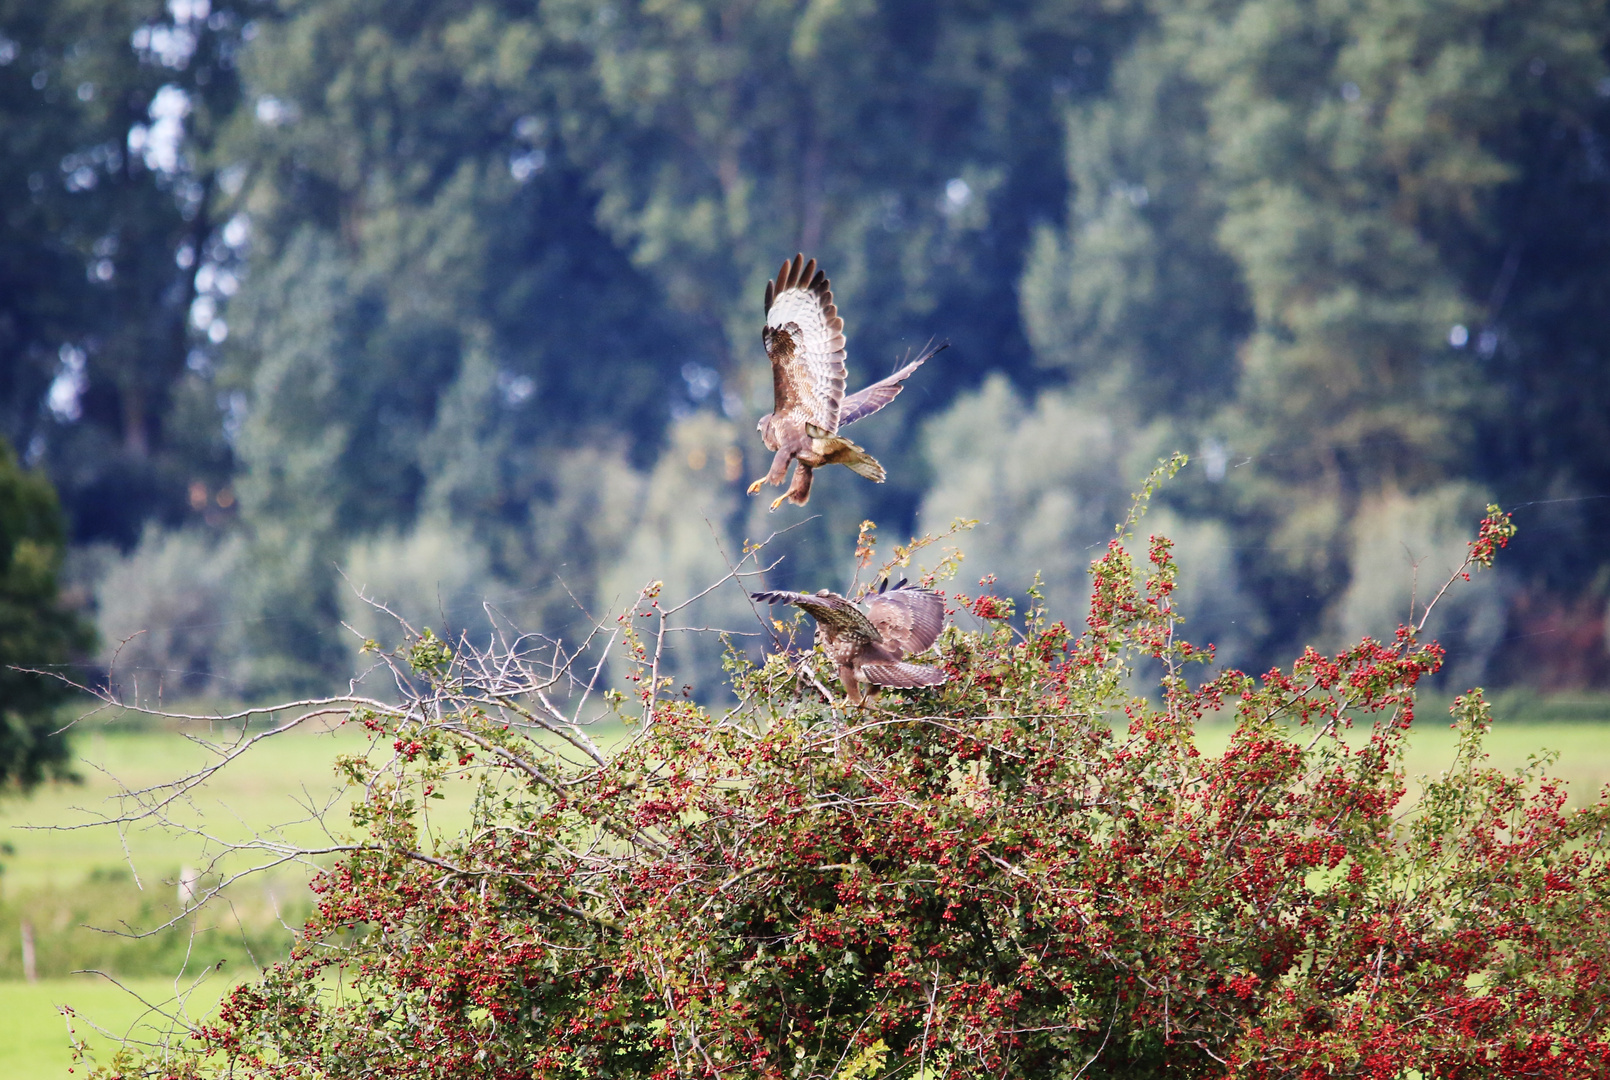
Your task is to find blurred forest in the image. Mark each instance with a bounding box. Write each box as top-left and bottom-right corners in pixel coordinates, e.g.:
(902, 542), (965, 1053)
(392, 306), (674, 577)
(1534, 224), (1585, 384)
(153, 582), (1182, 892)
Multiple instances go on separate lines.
(3, 0), (1609, 702)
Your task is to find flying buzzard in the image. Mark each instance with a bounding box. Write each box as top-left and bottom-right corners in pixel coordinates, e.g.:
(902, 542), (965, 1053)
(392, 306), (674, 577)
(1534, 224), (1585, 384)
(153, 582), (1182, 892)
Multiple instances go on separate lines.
(748, 254), (943, 510)
(752, 579), (947, 705)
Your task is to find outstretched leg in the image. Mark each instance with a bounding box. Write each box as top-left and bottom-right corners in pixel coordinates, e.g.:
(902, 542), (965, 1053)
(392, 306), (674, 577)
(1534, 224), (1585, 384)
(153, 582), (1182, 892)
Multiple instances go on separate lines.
(748, 447), (793, 495)
(769, 461), (814, 511)
(774, 461), (813, 509)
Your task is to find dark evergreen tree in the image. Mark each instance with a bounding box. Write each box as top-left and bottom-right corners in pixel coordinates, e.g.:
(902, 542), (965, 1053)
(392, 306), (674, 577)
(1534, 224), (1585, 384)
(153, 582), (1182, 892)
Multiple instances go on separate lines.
(0, 437), (91, 791)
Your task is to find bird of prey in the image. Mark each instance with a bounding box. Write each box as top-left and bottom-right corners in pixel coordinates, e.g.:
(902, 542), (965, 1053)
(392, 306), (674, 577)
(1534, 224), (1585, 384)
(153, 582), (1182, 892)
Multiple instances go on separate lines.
(752, 579), (947, 705)
(748, 253), (944, 511)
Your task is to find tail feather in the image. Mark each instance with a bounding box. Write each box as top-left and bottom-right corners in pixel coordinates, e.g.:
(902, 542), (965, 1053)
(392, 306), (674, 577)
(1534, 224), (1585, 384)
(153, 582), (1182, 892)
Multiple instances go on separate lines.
(814, 434), (886, 483)
(843, 452), (885, 483)
(859, 660), (947, 689)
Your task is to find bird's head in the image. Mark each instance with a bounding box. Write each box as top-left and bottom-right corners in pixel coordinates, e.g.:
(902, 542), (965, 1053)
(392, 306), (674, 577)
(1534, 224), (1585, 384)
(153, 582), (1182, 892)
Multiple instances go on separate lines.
(756, 412), (777, 450)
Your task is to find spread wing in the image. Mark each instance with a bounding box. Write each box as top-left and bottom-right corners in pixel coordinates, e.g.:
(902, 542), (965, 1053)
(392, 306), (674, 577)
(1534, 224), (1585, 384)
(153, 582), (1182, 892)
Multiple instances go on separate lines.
(864, 581), (944, 657)
(839, 340), (947, 428)
(752, 589), (880, 643)
(763, 254), (846, 434)
(859, 660), (947, 689)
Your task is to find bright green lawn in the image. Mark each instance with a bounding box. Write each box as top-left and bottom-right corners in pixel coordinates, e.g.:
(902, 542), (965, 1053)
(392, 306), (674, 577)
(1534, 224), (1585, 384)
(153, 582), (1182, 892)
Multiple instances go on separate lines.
(0, 975), (234, 1077)
(0, 721), (505, 988)
(1401, 717), (1610, 803)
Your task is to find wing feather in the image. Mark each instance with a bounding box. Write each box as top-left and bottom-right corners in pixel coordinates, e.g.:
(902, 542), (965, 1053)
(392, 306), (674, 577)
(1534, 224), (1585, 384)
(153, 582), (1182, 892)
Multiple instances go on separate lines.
(859, 660), (947, 689)
(752, 589), (813, 606)
(865, 584), (945, 657)
(839, 340), (946, 428)
(752, 589), (880, 642)
(763, 253), (847, 433)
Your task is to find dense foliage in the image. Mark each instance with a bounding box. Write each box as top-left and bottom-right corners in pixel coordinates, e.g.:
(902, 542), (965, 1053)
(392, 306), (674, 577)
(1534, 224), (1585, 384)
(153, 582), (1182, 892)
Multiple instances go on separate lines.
(3, 0), (1608, 695)
(92, 492), (1610, 1078)
(0, 436), (89, 791)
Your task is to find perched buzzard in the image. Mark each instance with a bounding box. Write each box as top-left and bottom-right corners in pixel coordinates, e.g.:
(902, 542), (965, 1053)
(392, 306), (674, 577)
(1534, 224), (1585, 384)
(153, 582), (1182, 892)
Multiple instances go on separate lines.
(752, 579), (947, 705)
(748, 254), (944, 510)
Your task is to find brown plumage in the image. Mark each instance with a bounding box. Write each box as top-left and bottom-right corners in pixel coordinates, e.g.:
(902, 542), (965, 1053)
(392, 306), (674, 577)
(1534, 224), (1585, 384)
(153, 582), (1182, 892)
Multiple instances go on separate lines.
(752, 579), (947, 704)
(748, 254), (944, 510)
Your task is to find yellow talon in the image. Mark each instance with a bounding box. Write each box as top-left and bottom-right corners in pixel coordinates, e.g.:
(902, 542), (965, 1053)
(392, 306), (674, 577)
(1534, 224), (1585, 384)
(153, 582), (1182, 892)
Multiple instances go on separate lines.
(769, 494), (789, 512)
(747, 479), (765, 495)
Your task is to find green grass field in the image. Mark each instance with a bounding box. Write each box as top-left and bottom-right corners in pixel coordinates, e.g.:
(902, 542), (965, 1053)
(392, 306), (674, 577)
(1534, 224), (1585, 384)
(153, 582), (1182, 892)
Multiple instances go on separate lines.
(0, 975), (235, 1078)
(3, 723), (379, 893)
(0, 718), (486, 1076)
(1, 702), (1608, 1075)
(1193, 711), (1610, 807)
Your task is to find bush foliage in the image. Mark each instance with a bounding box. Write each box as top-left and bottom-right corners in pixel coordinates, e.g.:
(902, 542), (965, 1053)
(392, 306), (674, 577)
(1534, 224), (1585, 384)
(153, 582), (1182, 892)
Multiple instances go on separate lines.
(86, 481), (1610, 1079)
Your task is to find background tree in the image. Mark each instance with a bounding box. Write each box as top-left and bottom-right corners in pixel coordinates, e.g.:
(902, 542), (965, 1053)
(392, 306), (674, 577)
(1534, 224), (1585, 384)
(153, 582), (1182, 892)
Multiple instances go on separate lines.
(204, 0), (706, 689)
(1187, 0), (1610, 658)
(191, 0), (1133, 688)
(6, 0), (1610, 697)
(947, 0), (1610, 680)
(0, 0), (264, 548)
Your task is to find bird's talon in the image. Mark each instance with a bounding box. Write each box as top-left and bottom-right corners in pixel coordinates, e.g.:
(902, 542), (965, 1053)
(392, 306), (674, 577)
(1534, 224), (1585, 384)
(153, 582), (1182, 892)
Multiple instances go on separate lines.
(769, 494), (788, 512)
(746, 479), (765, 496)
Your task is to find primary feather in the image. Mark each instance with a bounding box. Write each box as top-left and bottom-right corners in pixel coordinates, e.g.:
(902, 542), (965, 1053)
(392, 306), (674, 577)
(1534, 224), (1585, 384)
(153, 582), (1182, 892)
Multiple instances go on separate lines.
(838, 340), (948, 428)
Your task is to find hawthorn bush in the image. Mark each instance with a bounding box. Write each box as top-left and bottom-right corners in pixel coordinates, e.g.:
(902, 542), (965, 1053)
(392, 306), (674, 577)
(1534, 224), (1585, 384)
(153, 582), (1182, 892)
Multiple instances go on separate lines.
(94, 478), (1610, 1079)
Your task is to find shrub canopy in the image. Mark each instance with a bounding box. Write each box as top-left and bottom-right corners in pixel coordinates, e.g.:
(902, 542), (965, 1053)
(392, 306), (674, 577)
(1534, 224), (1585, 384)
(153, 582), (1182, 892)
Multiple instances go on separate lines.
(96, 493), (1610, 1079)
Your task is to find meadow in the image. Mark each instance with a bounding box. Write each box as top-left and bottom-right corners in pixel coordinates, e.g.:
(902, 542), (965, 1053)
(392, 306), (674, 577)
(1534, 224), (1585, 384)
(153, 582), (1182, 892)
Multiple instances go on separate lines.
(1, 699), (1608, 1076)
(0, 714), (482, 1076)
(0, 975), (234, 1077)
